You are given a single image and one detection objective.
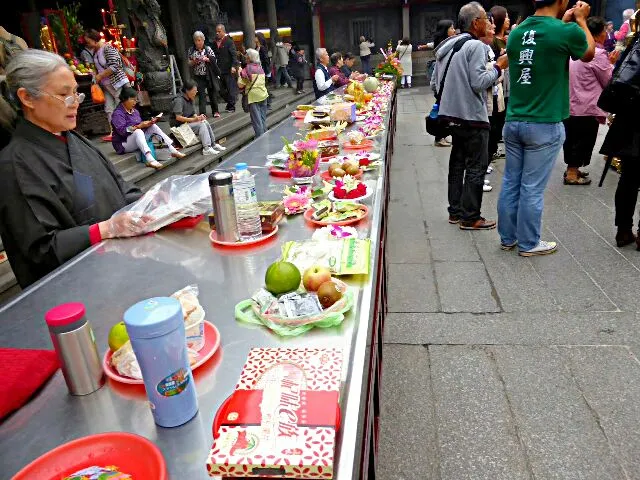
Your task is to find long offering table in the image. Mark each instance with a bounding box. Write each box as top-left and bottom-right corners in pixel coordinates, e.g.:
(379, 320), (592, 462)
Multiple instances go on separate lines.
(0, 85), (397, 479)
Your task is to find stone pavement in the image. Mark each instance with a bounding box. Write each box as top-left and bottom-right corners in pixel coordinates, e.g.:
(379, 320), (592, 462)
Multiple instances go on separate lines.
(379, 86), (640, 480)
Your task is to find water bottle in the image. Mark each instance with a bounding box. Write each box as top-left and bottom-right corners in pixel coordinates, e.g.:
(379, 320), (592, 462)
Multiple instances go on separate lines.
(232, 163), (262, 241)
(429, 103), (439, 119)
(124, 297), (199, 428)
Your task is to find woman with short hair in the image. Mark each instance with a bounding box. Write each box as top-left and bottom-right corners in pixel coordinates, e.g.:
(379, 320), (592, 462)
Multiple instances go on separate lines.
(111, 86), (185, 169)
(238, 48), (269, 137)
(188, 31), (221, 118)
(396, 38), (413, 88)
(172, 79), (226, 156)
(359, 36), (375, 74)
(0, 50), (149, 287)
(328, 52), (349, 87)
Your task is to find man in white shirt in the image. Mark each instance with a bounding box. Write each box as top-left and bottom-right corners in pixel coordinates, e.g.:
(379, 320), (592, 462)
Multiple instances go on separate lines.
(313, 48), (340, 99)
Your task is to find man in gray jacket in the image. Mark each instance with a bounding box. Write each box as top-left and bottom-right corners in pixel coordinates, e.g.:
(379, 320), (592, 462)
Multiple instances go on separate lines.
(431, 2), (508, 230)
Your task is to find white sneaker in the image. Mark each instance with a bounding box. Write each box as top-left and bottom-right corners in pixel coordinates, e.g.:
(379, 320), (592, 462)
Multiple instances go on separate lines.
(484, 179), (490, 185)
(202, 146), (218, 156)
(483, 184), (493, 192)
(519, 240), (558, 257)
(486, 166), (494, 174)
(214, 143), (227, 151)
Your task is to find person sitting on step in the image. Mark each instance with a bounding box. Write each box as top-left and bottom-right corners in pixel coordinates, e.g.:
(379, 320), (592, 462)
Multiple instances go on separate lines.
(171, 79), (226, 157)
(111, 87), (185, 169)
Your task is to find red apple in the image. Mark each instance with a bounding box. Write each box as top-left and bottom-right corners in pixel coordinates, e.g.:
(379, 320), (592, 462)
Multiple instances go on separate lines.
(303, 265), (332, 292)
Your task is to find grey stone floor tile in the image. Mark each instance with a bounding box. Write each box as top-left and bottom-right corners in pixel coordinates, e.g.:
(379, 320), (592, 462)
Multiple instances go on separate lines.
(429, 345), (531, 480)
(492, 346), (626, 480)
(377, 345), (440, 480)
(429, 235), (480, 262)
(386, 229), (431, 264)
(387, 263), (439, 312)
(434, 261), (500, 313)
(382, 312), (638, 346)
(543, 202), (639, 311)
(472, 234), (561, 312)
(562, 346), (640, 479)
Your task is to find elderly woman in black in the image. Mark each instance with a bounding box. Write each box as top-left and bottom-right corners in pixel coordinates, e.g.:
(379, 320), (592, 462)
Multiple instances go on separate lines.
(188, 31), (221, 118)
(0, 49), (150, 287)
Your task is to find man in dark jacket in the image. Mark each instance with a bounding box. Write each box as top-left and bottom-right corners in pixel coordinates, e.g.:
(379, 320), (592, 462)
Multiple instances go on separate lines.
(212, 23), (239, 112)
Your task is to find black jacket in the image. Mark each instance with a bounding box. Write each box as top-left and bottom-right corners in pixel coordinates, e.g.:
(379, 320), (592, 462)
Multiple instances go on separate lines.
(0, 119), (142, 287)
(211, 35), (238, 74)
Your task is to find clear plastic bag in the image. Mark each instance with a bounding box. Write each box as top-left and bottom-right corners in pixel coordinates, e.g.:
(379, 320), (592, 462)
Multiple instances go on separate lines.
(113, 173), (212, 233)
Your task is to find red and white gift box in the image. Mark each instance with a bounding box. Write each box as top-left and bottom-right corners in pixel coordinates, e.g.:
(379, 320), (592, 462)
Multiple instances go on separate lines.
(206, 348), (343, 478)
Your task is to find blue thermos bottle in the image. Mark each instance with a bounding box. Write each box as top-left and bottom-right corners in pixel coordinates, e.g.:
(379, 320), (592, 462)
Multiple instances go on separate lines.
(123, 297), (198, 427)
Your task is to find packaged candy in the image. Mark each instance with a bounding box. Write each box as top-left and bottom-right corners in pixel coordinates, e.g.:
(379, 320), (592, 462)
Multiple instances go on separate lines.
(281, 238), (371, 276)
(64, 466), (131, 480)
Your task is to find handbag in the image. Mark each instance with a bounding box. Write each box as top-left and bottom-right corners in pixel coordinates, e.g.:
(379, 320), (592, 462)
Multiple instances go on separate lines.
(425, 37), (471, 137)
(170, 123), (199, 148)
(241, 73), (258, 113)
(91, 82), (105, 104)
(598, 33), (640, 114)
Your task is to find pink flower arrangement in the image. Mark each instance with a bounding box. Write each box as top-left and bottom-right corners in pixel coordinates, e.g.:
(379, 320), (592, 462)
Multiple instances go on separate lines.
(283, 137), (320, 179)
(283, 193), (311, 215)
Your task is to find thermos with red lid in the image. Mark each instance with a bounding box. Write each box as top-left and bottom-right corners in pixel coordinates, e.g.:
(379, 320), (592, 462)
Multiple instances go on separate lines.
(45, 302), (104, 396)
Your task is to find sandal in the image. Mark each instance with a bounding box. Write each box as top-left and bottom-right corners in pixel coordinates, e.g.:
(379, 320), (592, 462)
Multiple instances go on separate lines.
(564, 176), (591, 185)
(145, 158), (163, 169)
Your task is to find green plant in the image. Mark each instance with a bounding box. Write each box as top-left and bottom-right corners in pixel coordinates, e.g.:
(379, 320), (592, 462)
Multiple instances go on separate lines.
(58, 2), (85, 48)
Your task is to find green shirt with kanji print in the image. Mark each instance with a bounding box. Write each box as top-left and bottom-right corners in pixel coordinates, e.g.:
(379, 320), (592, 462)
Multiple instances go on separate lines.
(506, 15), (588, 123)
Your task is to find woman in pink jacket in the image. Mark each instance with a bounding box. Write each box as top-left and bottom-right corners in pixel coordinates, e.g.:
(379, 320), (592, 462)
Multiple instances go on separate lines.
(562, 17), (620, 185)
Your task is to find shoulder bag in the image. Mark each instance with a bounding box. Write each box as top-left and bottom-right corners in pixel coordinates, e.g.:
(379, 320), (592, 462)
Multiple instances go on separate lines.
(598, 33), (640, 114)
(241, 72), (258, 113)
(425, 37), (471, 137)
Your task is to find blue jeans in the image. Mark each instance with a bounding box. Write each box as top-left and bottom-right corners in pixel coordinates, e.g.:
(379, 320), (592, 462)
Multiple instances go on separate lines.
(497, 121), (565, 251)
(249, 99), (268, 137)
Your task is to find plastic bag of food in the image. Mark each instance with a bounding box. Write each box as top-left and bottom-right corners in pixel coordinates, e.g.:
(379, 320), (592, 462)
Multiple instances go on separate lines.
(235, 279), (354, 336)
(172, 284), (205, 352)
(112, 173), (212, 233)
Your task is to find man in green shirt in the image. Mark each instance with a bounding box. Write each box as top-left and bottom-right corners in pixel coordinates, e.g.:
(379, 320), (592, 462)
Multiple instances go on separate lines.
(497, 0), (594, 256)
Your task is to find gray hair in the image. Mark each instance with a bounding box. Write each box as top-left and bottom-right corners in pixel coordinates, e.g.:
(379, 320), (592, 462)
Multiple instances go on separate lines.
(245, 48), (260, 63)
(623, 9), (634, 21)
(459, 2), (484, 32)
(216, 23), (226, 32)
(315, 48), (327, 61)
(5, 49), (68, 102)
(193, 31), (205, 41)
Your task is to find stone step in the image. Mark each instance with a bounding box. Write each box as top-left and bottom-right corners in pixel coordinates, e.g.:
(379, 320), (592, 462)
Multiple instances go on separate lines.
(137, 89), (314, 190)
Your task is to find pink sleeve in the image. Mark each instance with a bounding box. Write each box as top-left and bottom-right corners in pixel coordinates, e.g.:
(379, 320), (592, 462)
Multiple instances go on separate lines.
(615, 22), (629, 41)
(591, 53), (614, 89)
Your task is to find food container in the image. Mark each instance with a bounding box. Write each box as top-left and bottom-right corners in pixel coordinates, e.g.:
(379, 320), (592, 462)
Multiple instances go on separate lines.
(329, 102), (356, 123)
(207, 348), (343, 478)
(124, 297), (199, 428)
(258, 201), (285, 232)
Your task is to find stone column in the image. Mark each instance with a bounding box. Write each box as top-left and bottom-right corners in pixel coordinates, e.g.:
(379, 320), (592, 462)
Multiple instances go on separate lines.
(241, 0), (256, 49)
(402, 3), (410, 39)
(267, 0), (278, 42)
(312, 6), (322, 49)
(167, 0), (190, 82)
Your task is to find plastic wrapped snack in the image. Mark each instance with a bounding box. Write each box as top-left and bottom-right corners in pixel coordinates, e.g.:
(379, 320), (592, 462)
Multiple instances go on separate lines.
(281, 238), (371, 275)
(64, 466), (132, 479)
(112, 173), (212, 233)
(111, 285), (206, 379)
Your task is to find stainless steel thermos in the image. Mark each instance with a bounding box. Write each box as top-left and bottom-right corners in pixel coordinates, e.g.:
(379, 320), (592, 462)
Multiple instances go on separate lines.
(209, 171), (240, 242)
(45, 302), (104, 396)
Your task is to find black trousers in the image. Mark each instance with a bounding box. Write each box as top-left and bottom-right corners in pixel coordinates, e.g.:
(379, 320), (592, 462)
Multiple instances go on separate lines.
(615, 157), (640, 230)
(562, 116), (599, 168)
(296, 75), (304, 92)
(489, 96), (505, 157)
(194, 75), (218, 115)
(220, 72), (237, 110)
(448, 126), (490, 222)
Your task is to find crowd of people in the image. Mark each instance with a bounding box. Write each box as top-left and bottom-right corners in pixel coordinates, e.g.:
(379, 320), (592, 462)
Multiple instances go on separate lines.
(427, 0), (639, 257)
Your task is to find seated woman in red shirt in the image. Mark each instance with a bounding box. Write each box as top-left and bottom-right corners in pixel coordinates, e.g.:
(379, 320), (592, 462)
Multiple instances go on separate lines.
(328, 53), (350, 88)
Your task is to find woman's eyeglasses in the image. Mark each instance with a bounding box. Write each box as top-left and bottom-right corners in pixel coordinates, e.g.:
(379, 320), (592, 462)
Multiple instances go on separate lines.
(36, 91), (86, 107)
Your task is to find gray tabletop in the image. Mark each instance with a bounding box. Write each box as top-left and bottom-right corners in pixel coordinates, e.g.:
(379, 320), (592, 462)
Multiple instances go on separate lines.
(0, 89), (394, 479)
